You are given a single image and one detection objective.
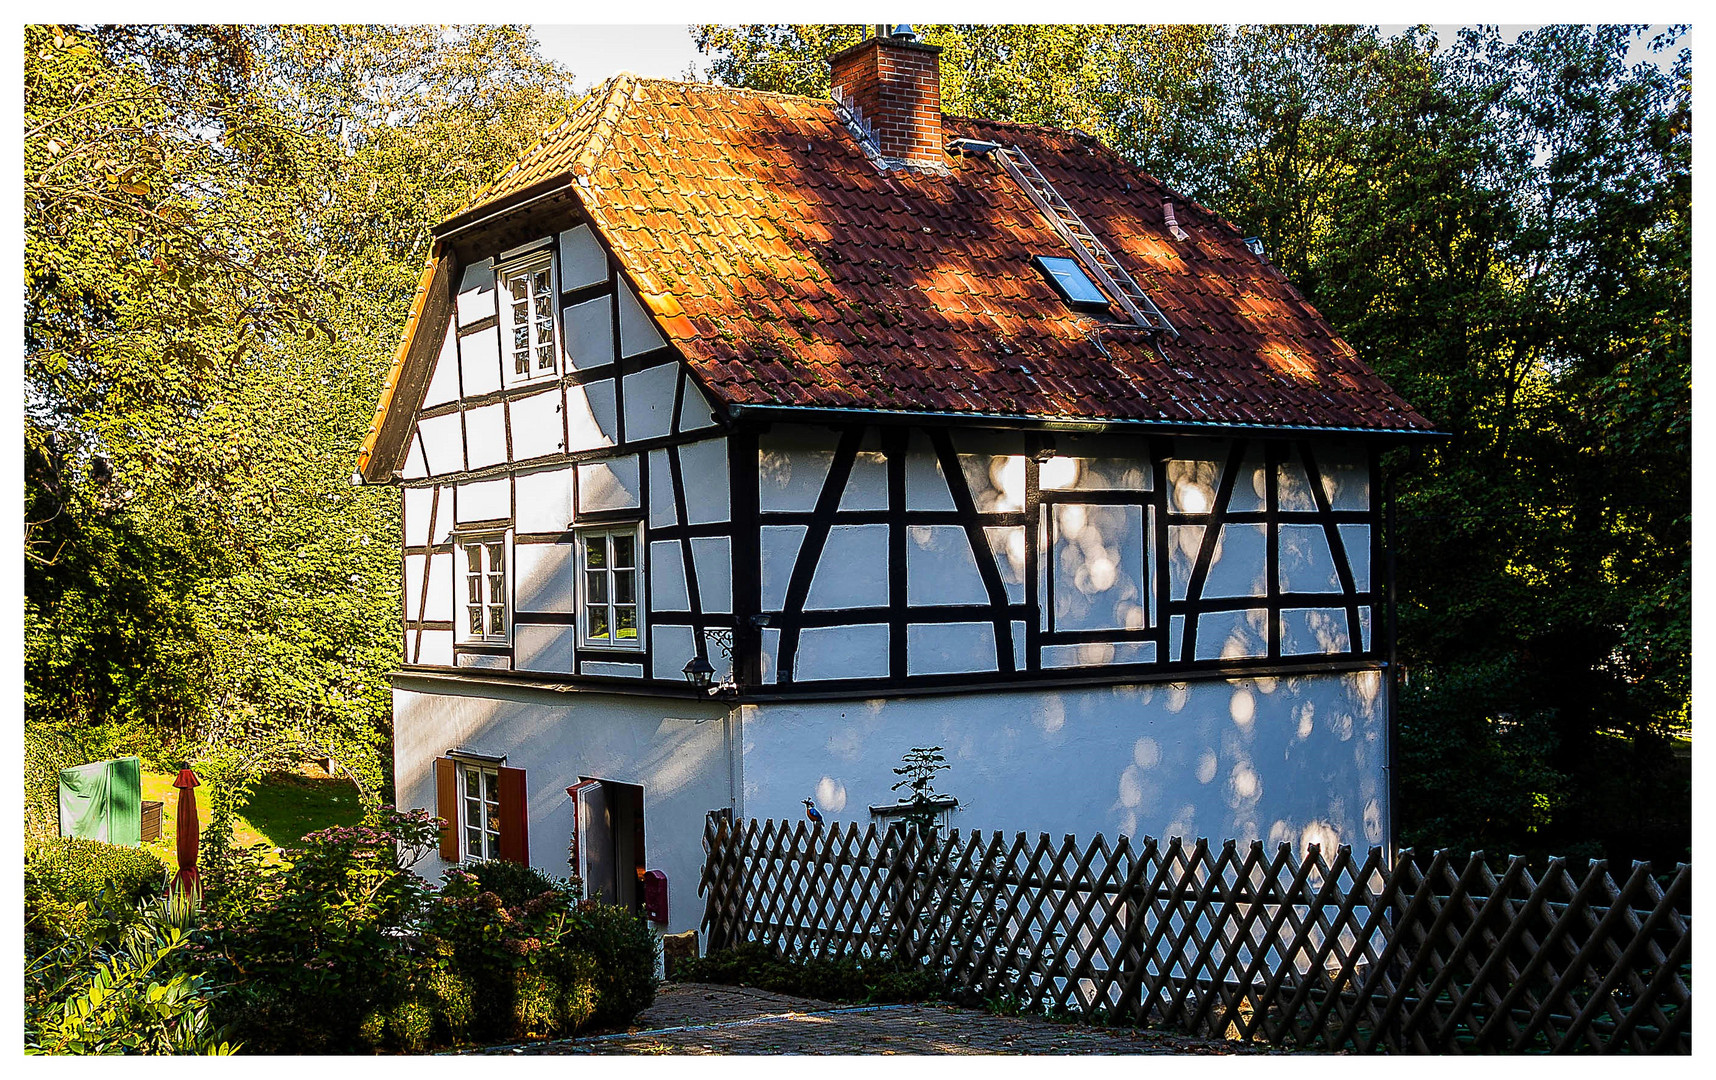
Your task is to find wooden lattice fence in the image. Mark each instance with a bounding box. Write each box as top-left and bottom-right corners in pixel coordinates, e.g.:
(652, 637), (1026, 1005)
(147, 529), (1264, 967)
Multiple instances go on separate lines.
(699, 817), (1690, 1053)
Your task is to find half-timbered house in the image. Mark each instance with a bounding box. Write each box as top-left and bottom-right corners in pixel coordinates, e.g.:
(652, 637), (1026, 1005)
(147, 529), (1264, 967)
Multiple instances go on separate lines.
(356, 30), (1438, 935)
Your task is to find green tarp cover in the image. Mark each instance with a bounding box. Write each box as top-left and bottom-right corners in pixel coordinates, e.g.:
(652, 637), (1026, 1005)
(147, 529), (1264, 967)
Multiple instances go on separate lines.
(58, 756), (143, 846)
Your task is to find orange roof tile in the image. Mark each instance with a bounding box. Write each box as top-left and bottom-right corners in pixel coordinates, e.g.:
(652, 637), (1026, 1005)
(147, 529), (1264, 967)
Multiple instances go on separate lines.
(442, 77), (1433, 435)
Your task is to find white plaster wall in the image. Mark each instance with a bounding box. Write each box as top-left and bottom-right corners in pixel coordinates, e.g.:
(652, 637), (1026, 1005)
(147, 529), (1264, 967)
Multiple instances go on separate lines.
(837, 450), (890, 511)
(400, 433), (429, 480)
(515, 623), (574, 674)
(1202, 523), (1268, 600)
(464, 402), (508, 470)
(417, 414), (465, 476)
(564, 297), (613, 371)
(759, 429), (836, 512)
(423, 322), (461, 408)
(743, 670), (1389, 854)
(807, 524), (889, 610)
(576, 455), (640, 514)
(691, 537), (732, 614)
(679, 438), (730, 524)
(515, 543), (574, 613)
(1278, 525), (1340, 594)
(649, 541), (690, 611)
(797, 623), (889, 681)
(677, 378), (717, 433)
(456, 478), (510, 523)
(455, 260), (495, 327)
(904, 432), (956, 510)
(393, 679), (731, 934)
(567, 381), (618, 450)
(906, 524), (988, 606)
(460, 326), (502, 398)
(509, 388), (565, 461)
(558, 225), (608, 290)
(907, 621), (996, 675)
(622, 362), (678, 443)
(515, 466), (572, 535)
(617, 283), (666, 357)
(650, 625), (697, 682)
(759, 525), (806, 611)
(418, 629), (454, 666)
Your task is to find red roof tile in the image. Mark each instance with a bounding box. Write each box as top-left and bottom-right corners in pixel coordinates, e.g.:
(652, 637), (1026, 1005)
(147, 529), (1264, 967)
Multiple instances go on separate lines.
(448, 77), (1433, 435)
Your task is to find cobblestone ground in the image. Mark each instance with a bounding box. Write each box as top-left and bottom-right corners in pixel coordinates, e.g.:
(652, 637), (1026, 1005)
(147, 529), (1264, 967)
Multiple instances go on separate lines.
(472, 983), (1271, 1055)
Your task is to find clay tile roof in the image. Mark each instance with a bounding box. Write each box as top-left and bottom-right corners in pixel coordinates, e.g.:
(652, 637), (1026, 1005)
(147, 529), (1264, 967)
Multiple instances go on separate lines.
(442, 77), (1434, 435)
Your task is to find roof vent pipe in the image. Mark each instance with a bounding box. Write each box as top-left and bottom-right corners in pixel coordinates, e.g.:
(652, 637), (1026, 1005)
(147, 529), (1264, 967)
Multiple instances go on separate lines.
(1163, 201), (1190, 242)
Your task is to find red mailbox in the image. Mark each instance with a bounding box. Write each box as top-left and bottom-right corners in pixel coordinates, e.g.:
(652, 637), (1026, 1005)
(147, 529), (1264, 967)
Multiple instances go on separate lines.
(642, 869), (668, 924)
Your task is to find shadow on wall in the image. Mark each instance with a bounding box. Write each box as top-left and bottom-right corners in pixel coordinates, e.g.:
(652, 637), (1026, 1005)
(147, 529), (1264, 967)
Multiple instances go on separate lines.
(781, 671), (1385, 855)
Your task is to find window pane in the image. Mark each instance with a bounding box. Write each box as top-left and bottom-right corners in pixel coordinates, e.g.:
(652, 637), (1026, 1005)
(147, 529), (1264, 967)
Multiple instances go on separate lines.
(584, 536), (606, 569)
(515, 354), (529, 375)
(536, 344), (555, 369)
(532, 269), (550, 294)
(465, 543), (481, 566)
(616, 605), (638, 639)
(512, 299), (529, 323)
(467, 576), (481, 604)
(465, 770), (479, 797)
(585, 571), (608, 604)
(614, 569), (635, 605)
(468, 608), (484, 635)
(487, 544), (504, 571)
(534, 294), (551, 320)
(514, 326), (530, 350)
(612, 533), (635, 568)
(488, 608), (505, 635)
(587, 606), (610, 640)
(466, 829), (481, 857)
(488, 575), (505, 604)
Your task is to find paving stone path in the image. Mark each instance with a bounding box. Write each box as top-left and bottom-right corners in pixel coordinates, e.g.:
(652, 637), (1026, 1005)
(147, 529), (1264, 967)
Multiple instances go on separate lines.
(473, 983), (1274, 1055)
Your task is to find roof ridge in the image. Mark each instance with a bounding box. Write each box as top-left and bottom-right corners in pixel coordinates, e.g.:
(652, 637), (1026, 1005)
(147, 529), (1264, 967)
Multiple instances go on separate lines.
(452, 74), (634, 217)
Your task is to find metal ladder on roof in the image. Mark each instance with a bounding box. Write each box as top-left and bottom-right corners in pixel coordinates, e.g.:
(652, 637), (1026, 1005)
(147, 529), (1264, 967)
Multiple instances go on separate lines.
(993, 145), (1178, 336)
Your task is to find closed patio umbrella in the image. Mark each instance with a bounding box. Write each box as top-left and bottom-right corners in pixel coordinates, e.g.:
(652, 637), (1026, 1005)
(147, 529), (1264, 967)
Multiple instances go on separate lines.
(171, 768), (201, 901)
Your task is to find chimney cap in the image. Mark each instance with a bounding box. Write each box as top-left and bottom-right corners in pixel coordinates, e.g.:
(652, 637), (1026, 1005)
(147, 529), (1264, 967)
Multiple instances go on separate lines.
(891, 24), (917, 40)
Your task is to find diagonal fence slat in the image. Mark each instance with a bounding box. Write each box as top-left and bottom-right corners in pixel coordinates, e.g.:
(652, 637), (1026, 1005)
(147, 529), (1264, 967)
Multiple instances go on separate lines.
(699, 820), (1690, 1054)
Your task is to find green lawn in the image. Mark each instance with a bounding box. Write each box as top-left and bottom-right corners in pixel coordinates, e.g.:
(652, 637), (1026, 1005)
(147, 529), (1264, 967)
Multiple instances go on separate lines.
(141, 768), (365, 866)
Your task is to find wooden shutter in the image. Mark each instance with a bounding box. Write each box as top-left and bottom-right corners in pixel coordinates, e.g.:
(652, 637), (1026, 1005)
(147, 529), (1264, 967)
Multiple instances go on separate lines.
(434, 757), (458, 861)
(496, 766), (530, 865)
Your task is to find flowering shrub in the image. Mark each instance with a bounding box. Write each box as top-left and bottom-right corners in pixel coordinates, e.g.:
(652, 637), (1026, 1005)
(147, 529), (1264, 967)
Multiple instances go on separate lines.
(25, 801), (659, 1053)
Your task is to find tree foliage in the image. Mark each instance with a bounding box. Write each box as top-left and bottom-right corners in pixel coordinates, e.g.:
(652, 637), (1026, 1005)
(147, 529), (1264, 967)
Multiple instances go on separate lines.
(23, 24), (578, 792)
(697, 24), (1691, 863)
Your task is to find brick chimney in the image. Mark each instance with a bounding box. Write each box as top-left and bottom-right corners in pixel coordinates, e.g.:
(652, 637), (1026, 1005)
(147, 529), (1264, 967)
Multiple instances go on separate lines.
(829, 29), (943, 170)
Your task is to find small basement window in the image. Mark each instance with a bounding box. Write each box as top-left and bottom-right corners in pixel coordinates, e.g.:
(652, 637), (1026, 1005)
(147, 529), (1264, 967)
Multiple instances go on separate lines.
(1035, 255), (1110, 309)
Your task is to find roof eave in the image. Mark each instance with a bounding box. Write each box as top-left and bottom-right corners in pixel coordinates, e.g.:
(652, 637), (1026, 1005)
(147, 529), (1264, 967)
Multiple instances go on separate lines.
(724, 403), (1448, 443)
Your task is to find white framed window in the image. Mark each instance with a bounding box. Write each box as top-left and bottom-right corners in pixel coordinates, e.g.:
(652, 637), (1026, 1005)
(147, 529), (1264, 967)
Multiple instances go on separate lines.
(459, 533), (509, 643)
(501, 253), (558, 381)
(460, 761), (501, 862)
(578, 524), (644, 649)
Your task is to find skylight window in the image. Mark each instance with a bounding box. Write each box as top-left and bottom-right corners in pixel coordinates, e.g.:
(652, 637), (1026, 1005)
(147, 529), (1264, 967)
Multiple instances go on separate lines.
(1035, 255), (1110, 309)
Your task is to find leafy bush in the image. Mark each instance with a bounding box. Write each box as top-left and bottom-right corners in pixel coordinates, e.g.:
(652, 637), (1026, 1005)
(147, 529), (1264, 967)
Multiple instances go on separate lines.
(197, 805), (442, 1053)
(462, 858), (573, 908)
(26, 895), (236, 1055)
(563, 898), (661, 1025)
(26, 835), (169, 908)
(678, 942), (945, 1004)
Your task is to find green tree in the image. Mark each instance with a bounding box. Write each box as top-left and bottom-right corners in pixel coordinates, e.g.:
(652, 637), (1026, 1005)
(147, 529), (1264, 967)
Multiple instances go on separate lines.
(24, 24), (578, 795)
(697, 24), (1691, 863)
